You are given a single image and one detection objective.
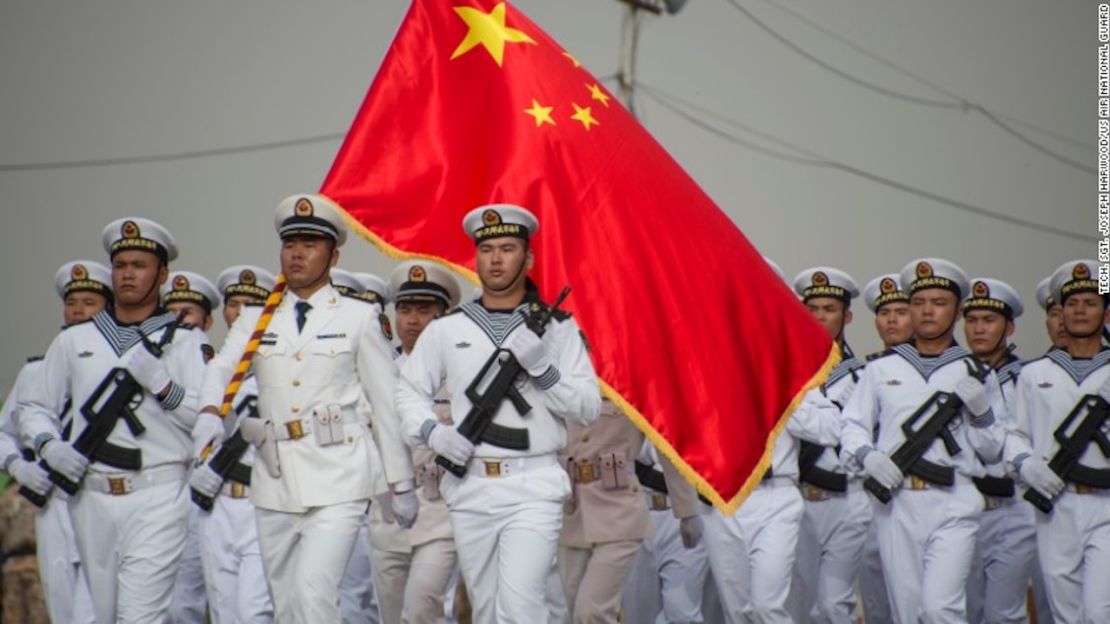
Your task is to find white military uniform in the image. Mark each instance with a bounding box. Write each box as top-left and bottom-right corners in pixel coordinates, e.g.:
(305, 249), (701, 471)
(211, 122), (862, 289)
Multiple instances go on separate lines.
(840, 259), (1007, 624)
(621, 444), (708, 624)
(21, 219), (209, 624)
(789, 267), (872, 624)
(959, 278), (1041, 624)
(396, 204), (601, 623)
(198, 194), (411, 624)
(701, 389), (843, 624)
(190, 265), (276, 624)
(1003, 260), (1110, 622)
(163, 271), (221, 624)
(2, 357), (96, 624)
(856, 273), (907, 624)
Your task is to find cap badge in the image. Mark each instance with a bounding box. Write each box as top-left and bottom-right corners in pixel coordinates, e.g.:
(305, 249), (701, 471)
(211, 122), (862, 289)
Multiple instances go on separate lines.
(915, 262), (933, 279)
(71, 264), (88, 281)
(409, 266), (427, 282)
(240, 270), (256, 285)
(121, 220), (140, 239)
(972, 281), (989, 298)
(880, 277), (897, 294)
(294, 198), (314, 217)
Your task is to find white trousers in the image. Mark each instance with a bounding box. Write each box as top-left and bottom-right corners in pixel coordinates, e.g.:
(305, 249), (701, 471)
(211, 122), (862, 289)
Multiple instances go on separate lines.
(875, 483), (981, 624)
(702, 484), (804, 624)
(169, 507), (208, 623)
(800, 488), (871, 623)
(255, 500), (368, 624)
(622, 507), (709, 624)
(198, 495), (273, 624)
(965, 501), (1036, 624)
(1035, 490), (1110, 623)
(35, 495), (96, 624)
(68, 479), (190, 624)
(342, 523), (380, 624)
(441, 464), (569, 624)
(858, 504), (890, 624)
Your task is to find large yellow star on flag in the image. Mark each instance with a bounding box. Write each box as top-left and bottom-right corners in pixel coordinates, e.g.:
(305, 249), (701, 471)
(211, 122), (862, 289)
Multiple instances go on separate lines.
(524, 99), (555, 127)
(450, 3), (536, 67)
(570, 103), (599, 130)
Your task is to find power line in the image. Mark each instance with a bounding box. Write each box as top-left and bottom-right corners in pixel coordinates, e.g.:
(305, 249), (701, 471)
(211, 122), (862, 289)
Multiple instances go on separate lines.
(760, 0), (1092, 151)
(0, 132), (345, 172)
(724, 0), (1095, 175)
(636, 82), (1092, 243)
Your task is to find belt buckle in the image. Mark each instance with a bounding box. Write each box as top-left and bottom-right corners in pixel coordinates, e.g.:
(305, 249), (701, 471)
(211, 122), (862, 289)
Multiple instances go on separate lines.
(804, 484), (829, 502)
(577, 461), (597, 483)
(108, 476), (128, 496)
(909, 475), (928, 491)
(650, 492), (669, 511)
(230, 482), (247, 499)
(484, 460), (503, 478)
(285, 420), (305, 440)
(1075, 483), (1093, 495)
(984, 496), (1002, 511)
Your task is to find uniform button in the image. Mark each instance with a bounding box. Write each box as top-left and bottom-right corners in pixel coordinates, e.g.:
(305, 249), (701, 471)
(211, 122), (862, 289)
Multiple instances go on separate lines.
(295, 353), (303, 361)
(292, 379), (301, 387)
(291, 405), (300, 413)
(631, 486), (639, 493)
(580, 435), (589, 443)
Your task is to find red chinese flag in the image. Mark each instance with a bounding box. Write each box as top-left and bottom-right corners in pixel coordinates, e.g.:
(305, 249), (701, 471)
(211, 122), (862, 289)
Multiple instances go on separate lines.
(321, 0), (837, 512)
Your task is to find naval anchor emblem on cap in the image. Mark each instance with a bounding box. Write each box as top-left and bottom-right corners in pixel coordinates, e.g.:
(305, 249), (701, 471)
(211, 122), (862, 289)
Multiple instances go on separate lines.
(1074, 263), (1091, 280)
(240, 270), (256, 285)
(880, 278), (898, 294)
(71, 264), (88, 281)
(294, 198), (314, 217)
(174, 275), (190, 291)
(409, 266), (427, 282)
(811, 271), (829, 287)
(121, 220), (140, 239)
(482, 209), (502, 227)
(973, 281), (990, 298)
(915, 262), (933, 279)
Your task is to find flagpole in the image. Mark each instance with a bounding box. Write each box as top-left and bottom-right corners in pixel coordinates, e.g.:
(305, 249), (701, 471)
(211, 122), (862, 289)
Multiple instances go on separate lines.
(615, 0), (686, 118)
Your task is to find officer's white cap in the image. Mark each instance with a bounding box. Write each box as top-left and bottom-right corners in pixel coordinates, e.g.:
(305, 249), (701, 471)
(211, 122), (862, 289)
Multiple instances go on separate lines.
(273, 194), (348, 247)
(389, 261), (461, 309)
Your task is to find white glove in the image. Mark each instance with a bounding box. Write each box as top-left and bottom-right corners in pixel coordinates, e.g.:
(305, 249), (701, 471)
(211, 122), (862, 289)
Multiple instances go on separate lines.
(1098, 375), (1110, 404)
(41, 440), (89, 482)
(1020, 458), (1065, 499)
(189, 465), (223, 499)
(428, 424), (475, 465)
(862, 450), (903, 490)
(9, 458), (52, 495)
(954, 377), (991, 417)
(504, 329), (553, 378)
(191, 412), (227, 460)
(391, 489), (419, 529)
(123, 345), (171, 396)
(679, 515), (703, 549)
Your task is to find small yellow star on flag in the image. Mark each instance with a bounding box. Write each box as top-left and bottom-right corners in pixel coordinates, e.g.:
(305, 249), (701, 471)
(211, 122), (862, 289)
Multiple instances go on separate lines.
(587, 83), (611, 107)
(570, 103), (599, 130)
(450, 3), (536, 67)
(525, 99), (555, 127)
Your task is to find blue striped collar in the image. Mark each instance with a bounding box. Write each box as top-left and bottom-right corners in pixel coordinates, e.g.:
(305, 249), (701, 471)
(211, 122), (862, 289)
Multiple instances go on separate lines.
(459, 301), (528, 347)
(891, 343), (971, 381)
(1045, 349), (1110, 386)
(90, 310), (179, 357)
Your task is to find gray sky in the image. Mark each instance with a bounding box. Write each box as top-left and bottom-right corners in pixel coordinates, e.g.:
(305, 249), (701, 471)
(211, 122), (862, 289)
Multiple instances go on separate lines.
(0, 0), (1092, 391)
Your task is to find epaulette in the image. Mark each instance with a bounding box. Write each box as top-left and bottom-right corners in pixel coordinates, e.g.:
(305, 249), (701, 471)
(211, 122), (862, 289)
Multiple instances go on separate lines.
(26, 355), (44, 363)
(341, 292), (377, 305)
